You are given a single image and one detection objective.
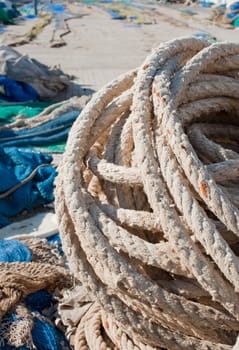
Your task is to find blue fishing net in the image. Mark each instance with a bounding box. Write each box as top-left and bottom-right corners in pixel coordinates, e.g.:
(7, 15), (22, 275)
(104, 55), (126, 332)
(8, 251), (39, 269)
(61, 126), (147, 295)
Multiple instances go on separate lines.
(0, 311), (70, 350)
(47, 233), (64, 255)
(0, 237), (70, 350)
(0, 239), (31, 262)
(0, 313), (29, 349)
(0, 102), (52, 125)
(0, 147), (56, 227)
(0, 110), (79, 149)
(25, 290), (55, 312)
(32, 317), (70, 350)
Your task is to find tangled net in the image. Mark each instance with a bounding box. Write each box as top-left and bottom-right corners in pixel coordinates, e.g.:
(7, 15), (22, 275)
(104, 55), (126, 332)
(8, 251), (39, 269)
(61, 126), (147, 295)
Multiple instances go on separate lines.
(0, 238), (69, 319)
(0, 238), (72, 348)
(0, 96), (85, 131)
(55, 37), (239, 349)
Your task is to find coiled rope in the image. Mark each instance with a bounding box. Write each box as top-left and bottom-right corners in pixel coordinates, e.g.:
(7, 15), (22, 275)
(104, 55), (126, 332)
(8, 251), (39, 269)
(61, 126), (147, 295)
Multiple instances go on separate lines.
(55, 37), (239, 349)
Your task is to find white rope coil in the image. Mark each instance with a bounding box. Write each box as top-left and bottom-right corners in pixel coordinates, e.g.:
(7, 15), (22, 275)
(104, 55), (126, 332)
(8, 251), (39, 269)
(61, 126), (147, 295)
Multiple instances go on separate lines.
(55, 37), (239, 349)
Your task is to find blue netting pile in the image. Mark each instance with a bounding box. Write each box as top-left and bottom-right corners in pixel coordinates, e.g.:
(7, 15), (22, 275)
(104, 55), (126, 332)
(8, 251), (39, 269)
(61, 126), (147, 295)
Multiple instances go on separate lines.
(0, 147), (56, 227)
(47, 233), (64, 255)
(0, 309), (70, 350)
(0, 110), (79, 150)
(0, 239), (31, 262)
(0, 238), (70, 350)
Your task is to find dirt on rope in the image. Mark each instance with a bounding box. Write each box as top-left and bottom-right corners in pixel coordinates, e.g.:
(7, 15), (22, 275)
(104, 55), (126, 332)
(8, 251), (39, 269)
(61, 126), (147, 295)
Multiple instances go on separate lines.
(55, 37), (239, 349)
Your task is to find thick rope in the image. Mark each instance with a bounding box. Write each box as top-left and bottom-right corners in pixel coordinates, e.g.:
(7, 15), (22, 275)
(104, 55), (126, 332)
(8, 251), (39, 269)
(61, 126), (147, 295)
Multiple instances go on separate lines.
(55, 38), (239, 349)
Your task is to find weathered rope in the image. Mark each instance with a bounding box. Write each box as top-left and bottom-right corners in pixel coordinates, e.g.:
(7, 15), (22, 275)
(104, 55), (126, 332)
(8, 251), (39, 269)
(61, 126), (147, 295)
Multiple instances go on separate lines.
(55, 37), (239, 349)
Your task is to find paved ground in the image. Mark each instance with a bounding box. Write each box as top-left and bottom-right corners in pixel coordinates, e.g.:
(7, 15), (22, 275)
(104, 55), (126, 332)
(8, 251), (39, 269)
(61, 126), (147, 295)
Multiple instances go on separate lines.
(1, 2), (239, 91)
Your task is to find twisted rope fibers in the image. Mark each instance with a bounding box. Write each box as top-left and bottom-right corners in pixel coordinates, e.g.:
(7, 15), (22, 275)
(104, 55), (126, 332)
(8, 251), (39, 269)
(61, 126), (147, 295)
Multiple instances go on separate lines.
(55, 37), (239, 349)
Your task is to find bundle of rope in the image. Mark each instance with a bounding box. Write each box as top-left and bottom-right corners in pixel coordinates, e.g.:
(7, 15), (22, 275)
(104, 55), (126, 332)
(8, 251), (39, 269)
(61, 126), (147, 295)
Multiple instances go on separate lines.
(55, 37), (239, 349)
